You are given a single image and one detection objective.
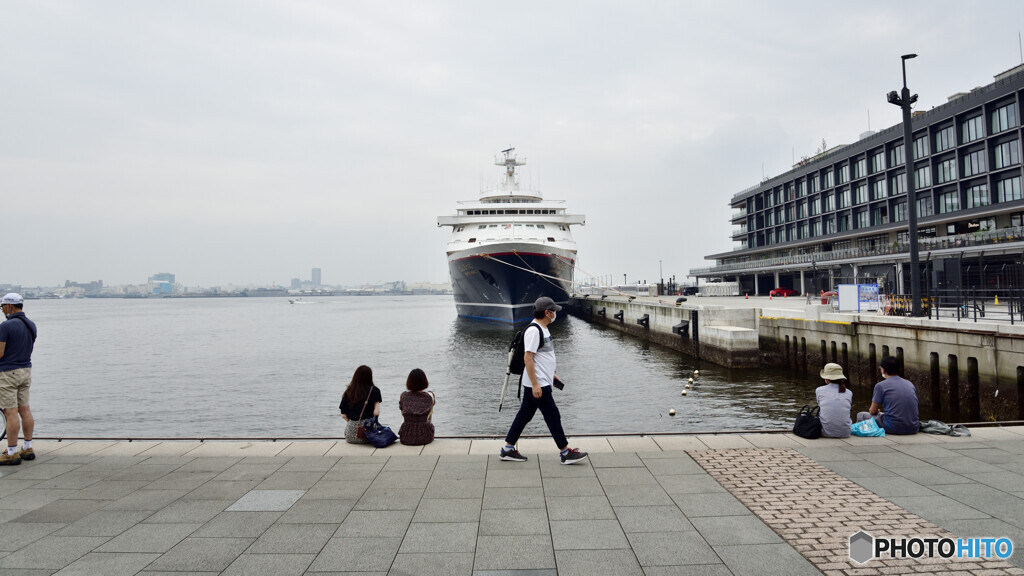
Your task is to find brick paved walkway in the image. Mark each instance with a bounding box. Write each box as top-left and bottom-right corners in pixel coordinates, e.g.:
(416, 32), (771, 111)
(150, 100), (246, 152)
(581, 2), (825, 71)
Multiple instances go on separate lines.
(691, 448), (1024, 576)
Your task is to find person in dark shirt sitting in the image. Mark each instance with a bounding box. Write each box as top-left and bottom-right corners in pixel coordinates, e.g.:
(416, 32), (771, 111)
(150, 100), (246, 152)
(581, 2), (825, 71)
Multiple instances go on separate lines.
(857, 356), (919, 435)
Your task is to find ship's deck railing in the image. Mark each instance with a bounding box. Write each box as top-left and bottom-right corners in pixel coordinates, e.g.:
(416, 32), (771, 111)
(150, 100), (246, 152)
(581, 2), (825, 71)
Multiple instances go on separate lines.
(690, 225), (1024, 275)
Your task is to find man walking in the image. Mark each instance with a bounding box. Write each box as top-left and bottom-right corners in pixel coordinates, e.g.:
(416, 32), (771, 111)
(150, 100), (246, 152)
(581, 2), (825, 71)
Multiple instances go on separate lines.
(857, 355), (919, 435)
(0, 293), (37, 465)
(500, 296), (588, 465)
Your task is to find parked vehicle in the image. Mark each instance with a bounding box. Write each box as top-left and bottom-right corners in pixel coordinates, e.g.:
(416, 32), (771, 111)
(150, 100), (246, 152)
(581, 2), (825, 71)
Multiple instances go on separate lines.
(769, 287), (798, 297)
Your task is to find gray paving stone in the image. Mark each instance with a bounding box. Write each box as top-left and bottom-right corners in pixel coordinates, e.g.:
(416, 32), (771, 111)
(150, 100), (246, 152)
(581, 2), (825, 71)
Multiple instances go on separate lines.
(595, 467), (659, 487)
(382, 455), (438, 471)
(423, 476), (484, 499)
(336, 510), (413, 537)
(248, 523), (337, 553)
(33, 473), (105, 491)
(614, 506), (695, 533)
(193, 511), (281, 537)
(322, 464), (385, 482)
(145, 471), (218, 491)
(430, 462), (487, 479)
(794, 447), (862, 462)
(713, 543), (821, 576)
(858, 450), (928, 468)
(389, 552), (474, 576)
(307, 536), (402, 572)
(931, 483), (1024, 526)
(143, 499), (231, 523)
(671, 492), (751, 517)
(95, 522), (201, 553)
(353, 487), (424, 510)
(602, 484), (674, 507)
(550, 519), (628, 550)
(61, 480), (149, 501)
(49, 552), (160, 576)
(479, 508), (549, 536)
(175, 456), (242, 472)
(213, 464), (277, 482)
(0, 536), (108, 570)
(484, 469), (542, 488)
(655, 474), (727, 494)
(691, 515), (783, 545)
(225, 489), (304, 512)
(278, 498), (354, 524)
(885, 465), (974, 486)
(639, 455), (705, 475)
(922, 455), (1007, 474)
(367, 469), (433, 490)
(473, 535), (555, 571)
(277, 456), (340, 471)
(890, 443), (961, 459)
(819, 460), (896, 477)
(220, 552), (314, 576)
(472, 571), (555, 576)
(964, 470), (1024, 492)
(626, 531), (719, 566)
(398, 521), (478, 553)
(0, 488), (75, 511)
(0, 522), (66, 552)
(413, 498), (482, 523)
(1, 463), (82, 481)
(587, 452), (645, 468)
(887, 494), (995, 522)
(143, 536), (254, 572)
(541, 476), (604, 497)
(11, 499), (107, 524)
(183, 479), (262, 500)
(537, 459), (598, 478)
(303, 479), (372, 499)
(955, 447), (1020, 463)
(102, 489), (188, 511)
(255, 470), (326, 490)
(850, 475), (940, 497)
(107, 464), (180, 482)
(54, 509), (153, 537)
(555, 549), (644, 576)
(545, 495), (615, 520)
(641, 565), (733, 576)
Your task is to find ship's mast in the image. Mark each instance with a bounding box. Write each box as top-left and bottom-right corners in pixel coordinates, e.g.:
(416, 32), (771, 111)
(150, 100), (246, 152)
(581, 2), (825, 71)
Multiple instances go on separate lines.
(496, 147), (526, 193)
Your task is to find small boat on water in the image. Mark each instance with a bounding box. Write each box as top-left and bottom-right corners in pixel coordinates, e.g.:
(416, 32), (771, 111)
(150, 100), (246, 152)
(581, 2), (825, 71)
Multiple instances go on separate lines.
(437, 148), (586, 323)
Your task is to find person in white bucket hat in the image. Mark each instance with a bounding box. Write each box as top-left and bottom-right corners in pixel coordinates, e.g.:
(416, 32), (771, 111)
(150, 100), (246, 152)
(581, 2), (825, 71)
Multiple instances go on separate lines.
(816, 363), (853, 438)
(0, 293), (37, 465)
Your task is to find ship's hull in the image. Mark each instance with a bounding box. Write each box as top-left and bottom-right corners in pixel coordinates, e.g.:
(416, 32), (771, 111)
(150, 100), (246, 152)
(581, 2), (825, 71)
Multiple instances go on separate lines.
(447, 244), (575, 323)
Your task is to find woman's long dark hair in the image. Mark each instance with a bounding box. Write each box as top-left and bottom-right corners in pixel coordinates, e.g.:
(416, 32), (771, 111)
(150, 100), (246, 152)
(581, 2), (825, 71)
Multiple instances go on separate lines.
(832, 379), (847, 394)
(343, 365), (375, 404)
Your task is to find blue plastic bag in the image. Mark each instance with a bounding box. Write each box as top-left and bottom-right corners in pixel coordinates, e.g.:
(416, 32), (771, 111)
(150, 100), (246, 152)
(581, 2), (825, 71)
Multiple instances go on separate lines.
(851, 417), (886, 437)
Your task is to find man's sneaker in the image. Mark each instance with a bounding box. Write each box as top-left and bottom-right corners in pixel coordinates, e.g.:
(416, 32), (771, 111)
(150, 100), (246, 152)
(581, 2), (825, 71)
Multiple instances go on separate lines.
(0, 452), (21, 466)
(499, 447), (528, 462)
(560, 448), (588, 465)
(18, 448), (35, 461)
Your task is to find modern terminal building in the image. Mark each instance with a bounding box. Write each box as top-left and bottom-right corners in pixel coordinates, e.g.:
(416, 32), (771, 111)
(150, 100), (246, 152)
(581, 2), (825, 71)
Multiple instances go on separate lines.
(692, 64), (1024, 297)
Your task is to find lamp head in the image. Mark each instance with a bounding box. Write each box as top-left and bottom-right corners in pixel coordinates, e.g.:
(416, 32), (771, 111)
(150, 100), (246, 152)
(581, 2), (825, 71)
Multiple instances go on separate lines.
(901, 53), (918, 61)
(887, 91), (902, 105)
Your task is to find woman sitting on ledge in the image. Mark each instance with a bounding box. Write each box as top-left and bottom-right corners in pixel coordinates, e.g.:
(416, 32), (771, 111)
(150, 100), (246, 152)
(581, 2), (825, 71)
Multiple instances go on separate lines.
(339, 365), (381, 444)
(399, 368), (435, 446)
(816, 363), (852, 438)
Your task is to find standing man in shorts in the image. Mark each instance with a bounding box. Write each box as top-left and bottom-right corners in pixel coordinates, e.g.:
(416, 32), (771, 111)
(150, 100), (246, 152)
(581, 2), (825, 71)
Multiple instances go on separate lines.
(0, 293), (37, 465)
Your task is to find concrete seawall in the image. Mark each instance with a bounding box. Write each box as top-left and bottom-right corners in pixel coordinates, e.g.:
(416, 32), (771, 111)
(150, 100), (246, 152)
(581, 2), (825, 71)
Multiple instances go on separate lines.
(568, 295), (1024, 421)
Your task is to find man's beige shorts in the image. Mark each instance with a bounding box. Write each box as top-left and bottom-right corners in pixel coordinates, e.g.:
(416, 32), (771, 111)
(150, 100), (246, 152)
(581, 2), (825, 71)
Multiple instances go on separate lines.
(0, 368), (31, 410)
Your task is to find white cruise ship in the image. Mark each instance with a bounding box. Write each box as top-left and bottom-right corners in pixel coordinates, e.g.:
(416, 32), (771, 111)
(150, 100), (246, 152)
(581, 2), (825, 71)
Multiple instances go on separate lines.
(437, 148), (586, 323)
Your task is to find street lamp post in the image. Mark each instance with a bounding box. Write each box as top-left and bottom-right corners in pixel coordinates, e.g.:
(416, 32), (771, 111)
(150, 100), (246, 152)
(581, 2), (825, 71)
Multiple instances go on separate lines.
(887, 53), (921, 316)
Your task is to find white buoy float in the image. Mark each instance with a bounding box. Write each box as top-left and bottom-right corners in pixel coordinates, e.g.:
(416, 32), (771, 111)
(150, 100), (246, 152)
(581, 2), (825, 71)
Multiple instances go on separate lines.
(685, 383), (691, 389)
(693, 370), (700, 376)
(681, 390), (688, 396)
(688, 378), (693, 384)
(669, 409), (676, 416)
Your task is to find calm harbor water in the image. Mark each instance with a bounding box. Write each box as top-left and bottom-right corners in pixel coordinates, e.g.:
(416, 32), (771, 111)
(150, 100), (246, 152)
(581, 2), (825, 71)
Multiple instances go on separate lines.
(21, 296), (905, 438)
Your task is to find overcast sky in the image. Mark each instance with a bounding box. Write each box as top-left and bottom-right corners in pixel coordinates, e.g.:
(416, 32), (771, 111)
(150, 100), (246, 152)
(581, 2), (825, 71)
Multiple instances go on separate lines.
(3, 1), (1024, 288)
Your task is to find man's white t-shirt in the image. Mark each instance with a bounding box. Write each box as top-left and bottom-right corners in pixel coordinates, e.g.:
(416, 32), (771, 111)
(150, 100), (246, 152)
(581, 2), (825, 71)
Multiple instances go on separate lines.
(523, 321), (556, 388)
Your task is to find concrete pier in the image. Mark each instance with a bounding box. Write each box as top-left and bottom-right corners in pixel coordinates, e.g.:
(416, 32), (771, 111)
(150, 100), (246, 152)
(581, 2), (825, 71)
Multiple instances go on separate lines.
(569, 295), (1024, 421)
(0, 429), (1022, 575)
